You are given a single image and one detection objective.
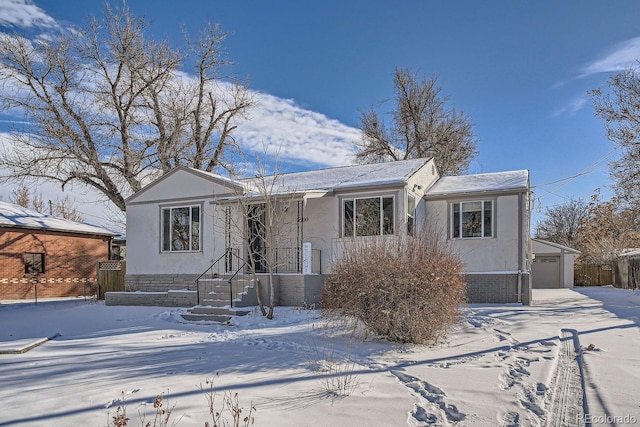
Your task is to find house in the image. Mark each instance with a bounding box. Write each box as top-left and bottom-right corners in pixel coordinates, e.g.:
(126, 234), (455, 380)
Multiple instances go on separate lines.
(531, 239), (580, 289)
(0, 201), (116, 300)
(120, 158), (532, 308)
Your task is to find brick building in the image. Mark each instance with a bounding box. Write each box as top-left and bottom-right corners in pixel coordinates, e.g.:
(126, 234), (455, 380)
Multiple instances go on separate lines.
(0, 201), (116, 300)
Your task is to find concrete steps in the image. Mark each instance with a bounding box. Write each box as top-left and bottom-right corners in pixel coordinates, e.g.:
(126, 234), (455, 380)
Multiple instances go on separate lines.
(181, 305), (251, 323)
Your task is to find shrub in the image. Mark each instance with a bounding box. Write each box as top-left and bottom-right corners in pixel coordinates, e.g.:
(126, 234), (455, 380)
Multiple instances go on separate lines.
(320, 223), (467, 344)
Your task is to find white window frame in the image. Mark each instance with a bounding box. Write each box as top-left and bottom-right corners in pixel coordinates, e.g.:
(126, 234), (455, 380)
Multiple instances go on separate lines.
(451, 200), (493, 239)
(161, 204), (201, 252)
(342, 195), (395, 237)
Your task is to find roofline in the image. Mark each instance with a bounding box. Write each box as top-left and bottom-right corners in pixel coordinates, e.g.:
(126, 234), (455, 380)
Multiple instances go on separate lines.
(424, 186), (529, 200)
(0, 223), (116, 238)
(532, 238), (581, 254)
(125, 166), (243, 204)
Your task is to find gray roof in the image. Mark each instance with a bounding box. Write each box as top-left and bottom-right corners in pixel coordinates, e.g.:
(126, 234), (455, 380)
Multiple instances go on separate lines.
(0, 201), (116, 236)
(241, 158), (430, 194)
(426, 170), (529, 197)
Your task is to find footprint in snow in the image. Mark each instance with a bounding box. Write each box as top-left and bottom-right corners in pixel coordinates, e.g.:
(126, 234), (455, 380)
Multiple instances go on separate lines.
(391, 369), (465, 425)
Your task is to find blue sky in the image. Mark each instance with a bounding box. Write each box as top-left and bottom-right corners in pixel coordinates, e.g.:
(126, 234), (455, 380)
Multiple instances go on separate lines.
(1, 0), (640, 228)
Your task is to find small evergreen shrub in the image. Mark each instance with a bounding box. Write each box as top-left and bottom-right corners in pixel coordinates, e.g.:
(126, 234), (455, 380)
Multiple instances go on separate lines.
(321, 224), (467, 344)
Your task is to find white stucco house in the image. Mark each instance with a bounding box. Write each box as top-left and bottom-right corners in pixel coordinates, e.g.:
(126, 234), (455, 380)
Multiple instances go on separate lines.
(118, 158), (532, 310)
(531, 239), (580, 289)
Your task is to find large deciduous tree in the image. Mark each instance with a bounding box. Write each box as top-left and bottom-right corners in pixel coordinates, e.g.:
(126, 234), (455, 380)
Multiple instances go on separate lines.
(591, 66), (640, 205)
(534, 198), (589, 248)
(355, 67), (478, 176)
(0, 4), (253, 211)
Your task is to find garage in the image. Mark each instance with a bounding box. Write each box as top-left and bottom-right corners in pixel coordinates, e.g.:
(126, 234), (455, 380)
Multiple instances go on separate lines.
(532, 239), (580, 289)
(532, 255), (561, 288)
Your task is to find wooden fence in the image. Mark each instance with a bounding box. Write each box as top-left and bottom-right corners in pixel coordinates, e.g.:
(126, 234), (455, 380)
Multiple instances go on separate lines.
(574, 263), (613, 287)
(97, 261), (126, 299)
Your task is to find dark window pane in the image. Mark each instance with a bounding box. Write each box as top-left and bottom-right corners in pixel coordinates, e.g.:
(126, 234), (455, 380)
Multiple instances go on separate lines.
(484, 201), (492, 237)
(383, 197), (394, 235)
(162, 209), (171, 251)
(344, 200), (354, 237)
(192, 206), (200, 250)
(453, 203), (460, 238)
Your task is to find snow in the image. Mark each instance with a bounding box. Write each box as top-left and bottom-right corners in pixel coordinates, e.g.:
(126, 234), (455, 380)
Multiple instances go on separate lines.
(0, 201), (116, 236)
(426, 170), (529, 196)
(0, 288), (638, 426)
(241, 158), (430, 194)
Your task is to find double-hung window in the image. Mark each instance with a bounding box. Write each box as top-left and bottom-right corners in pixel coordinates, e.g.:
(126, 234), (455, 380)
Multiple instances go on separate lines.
(161, 205), (201, 252)
(343, 196), (394, 237)
(451, 200), (493, 238)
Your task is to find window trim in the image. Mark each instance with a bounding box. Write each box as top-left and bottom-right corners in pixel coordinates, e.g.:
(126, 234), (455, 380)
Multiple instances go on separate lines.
(160, 204), (202, 252)
(342, 195), (395, 237)
(450, 200), (494, 239)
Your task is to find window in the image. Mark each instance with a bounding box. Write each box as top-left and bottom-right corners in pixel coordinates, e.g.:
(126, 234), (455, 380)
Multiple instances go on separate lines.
(451, 200), (493, 238)
(161, 205), (201, 252)
(343, 196), (394, 237)
(24, 252), (45, 274)
(407, 195), (416, 236)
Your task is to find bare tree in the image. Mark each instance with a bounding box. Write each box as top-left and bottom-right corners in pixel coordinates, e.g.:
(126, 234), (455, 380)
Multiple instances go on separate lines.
(591, 66), (640, 205)
(225, 148), (299, 319)
(10, 184), (84, 221)
(534, 198), (588, 248)
(0, 4), (253, 211)
(356, 67), (478, 175)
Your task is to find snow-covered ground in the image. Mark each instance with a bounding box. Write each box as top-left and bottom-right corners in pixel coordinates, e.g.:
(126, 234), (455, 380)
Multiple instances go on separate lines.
(0, 288), (638, 426)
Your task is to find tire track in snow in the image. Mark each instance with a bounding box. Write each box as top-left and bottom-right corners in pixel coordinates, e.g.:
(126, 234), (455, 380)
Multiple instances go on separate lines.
(546, 329), (586, 427)
(390, 369), (465, 426)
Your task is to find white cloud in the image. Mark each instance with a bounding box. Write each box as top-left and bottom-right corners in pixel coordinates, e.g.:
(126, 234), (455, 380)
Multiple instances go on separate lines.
(580, 36), (640, 78)
(0, 0), (57, 29)
(551, 95), (587, 117)
(237, 91), (360, 168)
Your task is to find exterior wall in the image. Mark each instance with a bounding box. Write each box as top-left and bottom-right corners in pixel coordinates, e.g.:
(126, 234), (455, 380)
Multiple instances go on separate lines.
(278, 274), (326, 306)
(0, 228), (110, 300)
(425, 194), (523, 272)
(302, 196), (340, 274)
(465, 272), (531, 304)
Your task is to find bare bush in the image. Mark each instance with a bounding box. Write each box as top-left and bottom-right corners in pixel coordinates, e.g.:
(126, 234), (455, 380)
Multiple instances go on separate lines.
(321, 224), (466, 344)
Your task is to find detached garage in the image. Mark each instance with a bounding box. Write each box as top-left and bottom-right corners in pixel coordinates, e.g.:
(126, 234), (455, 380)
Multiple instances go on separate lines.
(532, 239), (580, 289)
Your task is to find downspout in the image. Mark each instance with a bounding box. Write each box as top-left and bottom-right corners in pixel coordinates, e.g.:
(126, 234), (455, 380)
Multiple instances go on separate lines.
(517, 191), (524, 303)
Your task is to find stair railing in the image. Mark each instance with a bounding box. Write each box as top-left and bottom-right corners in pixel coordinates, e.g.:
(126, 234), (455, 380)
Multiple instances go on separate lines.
(195, 248), (231, 305)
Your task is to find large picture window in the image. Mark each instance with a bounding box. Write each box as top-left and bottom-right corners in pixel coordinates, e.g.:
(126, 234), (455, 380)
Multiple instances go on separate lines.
(451, 200), (493, 238)
(343, 196), (394, 237)
(161, 205), (201, 252)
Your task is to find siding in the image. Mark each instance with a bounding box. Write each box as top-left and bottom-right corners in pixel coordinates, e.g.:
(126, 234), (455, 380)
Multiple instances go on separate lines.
(0, 228), (110, 300)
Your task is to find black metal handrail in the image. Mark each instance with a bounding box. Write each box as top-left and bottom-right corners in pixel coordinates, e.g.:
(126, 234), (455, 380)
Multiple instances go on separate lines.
(227, 257), (248, 308)
(195, 248), (231, 305)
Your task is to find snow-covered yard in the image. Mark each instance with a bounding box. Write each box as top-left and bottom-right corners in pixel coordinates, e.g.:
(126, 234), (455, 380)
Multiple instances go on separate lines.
(0, 288), (638, 426)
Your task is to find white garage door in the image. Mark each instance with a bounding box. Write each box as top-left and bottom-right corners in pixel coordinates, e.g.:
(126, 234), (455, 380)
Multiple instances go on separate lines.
(532, 256), (561, 289)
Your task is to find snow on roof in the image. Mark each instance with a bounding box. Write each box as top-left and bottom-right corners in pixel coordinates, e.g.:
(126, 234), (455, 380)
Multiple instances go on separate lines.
(0, 201), (116, 236)
(241, 158), (430, 194)
(426, 170), (529, 196)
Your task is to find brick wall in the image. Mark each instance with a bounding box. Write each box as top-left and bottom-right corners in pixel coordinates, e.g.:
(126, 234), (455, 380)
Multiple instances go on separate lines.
(464, 273), (531, 304)
(125, 274), (199, 292)
(0, 228), (110, 300)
